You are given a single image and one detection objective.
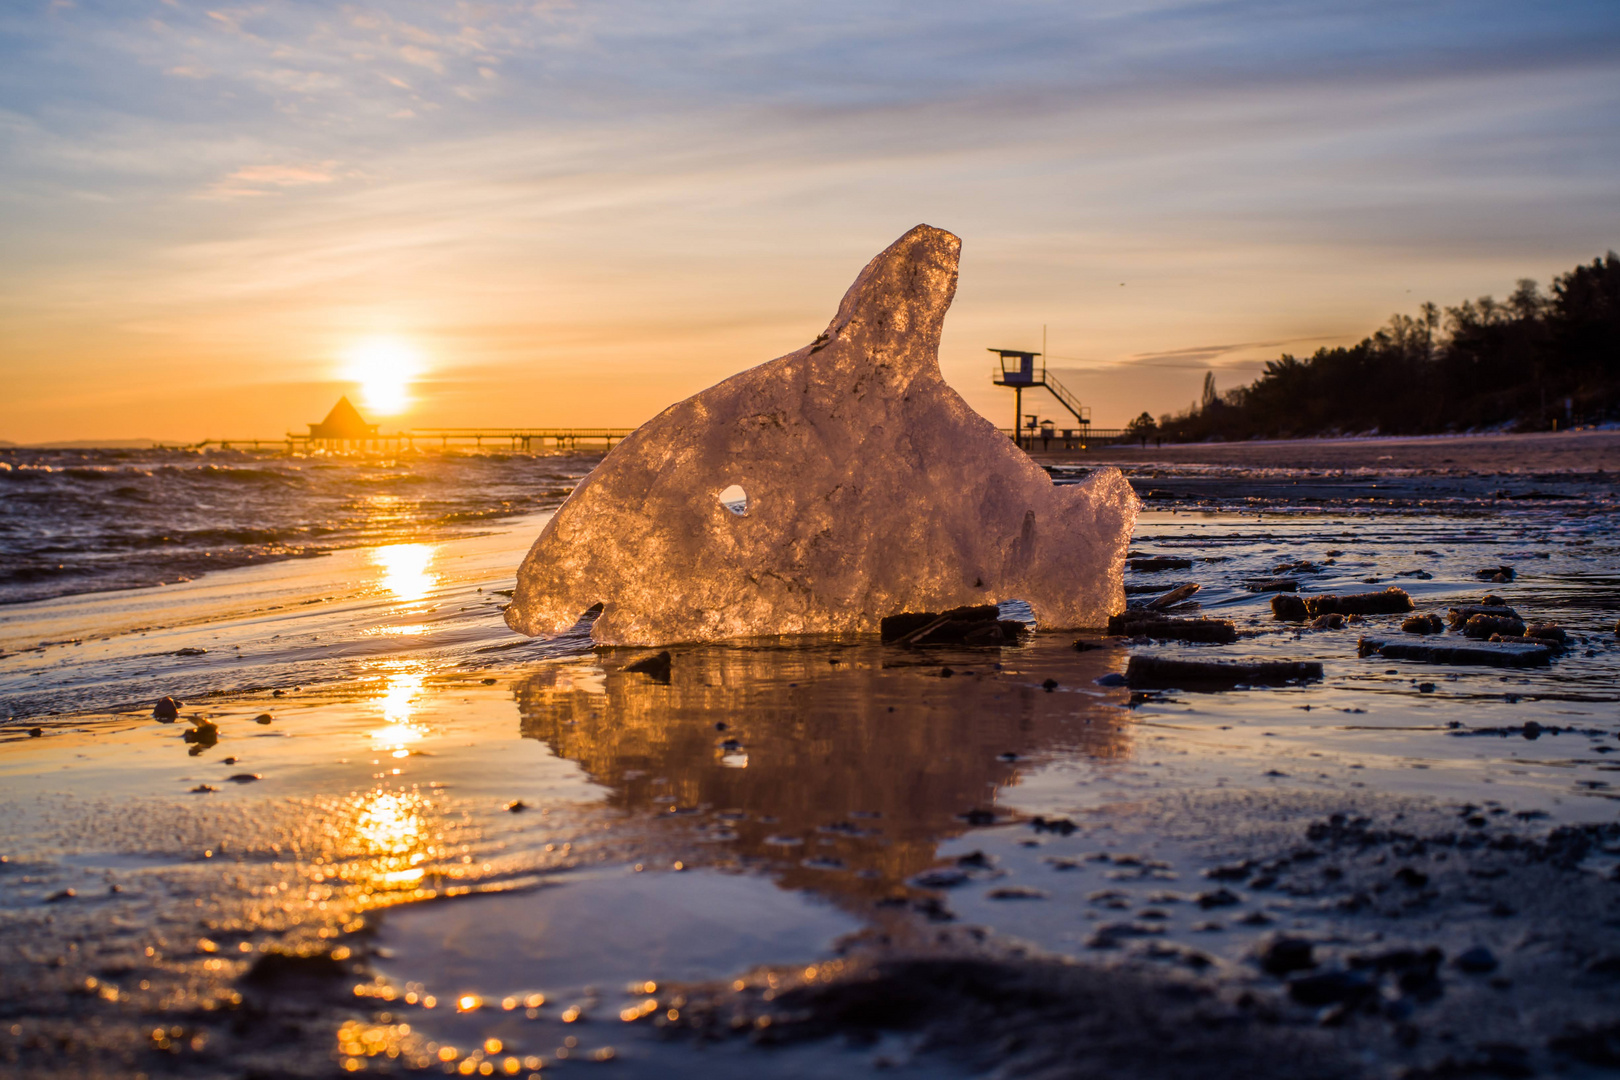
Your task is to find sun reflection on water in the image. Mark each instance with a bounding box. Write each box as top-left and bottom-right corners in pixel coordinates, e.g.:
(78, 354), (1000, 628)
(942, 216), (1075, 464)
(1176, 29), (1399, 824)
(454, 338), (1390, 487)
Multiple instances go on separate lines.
(371, 668), (427, 757)
(373, 542), (437, 602)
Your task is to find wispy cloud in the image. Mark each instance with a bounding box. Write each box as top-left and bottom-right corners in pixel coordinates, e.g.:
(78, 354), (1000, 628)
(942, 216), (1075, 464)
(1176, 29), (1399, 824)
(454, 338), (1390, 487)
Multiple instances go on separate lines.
(199, 162), (342, 199)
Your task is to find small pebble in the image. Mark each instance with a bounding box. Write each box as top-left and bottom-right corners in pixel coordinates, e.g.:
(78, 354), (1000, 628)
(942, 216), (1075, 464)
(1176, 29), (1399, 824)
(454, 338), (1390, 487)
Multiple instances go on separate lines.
(1455, 946), (1498, 974)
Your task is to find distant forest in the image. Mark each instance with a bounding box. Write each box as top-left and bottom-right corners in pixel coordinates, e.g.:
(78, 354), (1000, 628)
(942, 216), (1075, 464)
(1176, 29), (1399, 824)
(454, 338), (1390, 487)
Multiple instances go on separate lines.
(1133, 252), (1620, 442)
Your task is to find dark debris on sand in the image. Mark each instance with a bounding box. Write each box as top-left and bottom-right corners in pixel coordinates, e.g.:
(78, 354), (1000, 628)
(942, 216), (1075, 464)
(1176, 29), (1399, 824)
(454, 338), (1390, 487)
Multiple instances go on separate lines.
(655, 955), (1359, 1080)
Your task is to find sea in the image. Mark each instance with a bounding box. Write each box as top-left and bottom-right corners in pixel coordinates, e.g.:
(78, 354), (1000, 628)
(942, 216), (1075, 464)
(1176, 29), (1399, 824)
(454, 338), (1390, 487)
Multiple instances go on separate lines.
(0, 448), (595, 605)
(4, 436), (1620, 1078)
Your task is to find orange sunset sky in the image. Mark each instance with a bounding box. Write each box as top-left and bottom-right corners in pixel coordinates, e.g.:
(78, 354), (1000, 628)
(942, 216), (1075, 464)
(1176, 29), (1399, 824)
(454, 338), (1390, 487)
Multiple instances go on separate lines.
(3, 1), (1617, 443)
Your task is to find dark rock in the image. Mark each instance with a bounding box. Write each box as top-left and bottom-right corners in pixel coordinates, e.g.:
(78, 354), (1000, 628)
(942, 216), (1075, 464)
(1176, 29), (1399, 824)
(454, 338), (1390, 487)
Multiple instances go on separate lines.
(1524, 622), (1566, 643)
(986, 886), (1048, 900)
(1126, 656), (1324, 690)
(44, 888), (76, 902)
(1107, 613), (1237, 643)
(1259, 937), (1316, 976)
(27, 727), (42, 737)
(189, 784), (216, 793)
(1475, 565), (1516, 582)
(1308, 614), (1344, 630)
(1403, 613), (1444, 635)
(1446, 604), (1520, 630)
(911, 868), (972, 889)
(1287, 969), (1376, 1007)
(152, 696), (183, 721)
(253, 713), (273, 725)
(1271, 594), (1309, 622)
(242, 947), (351, 988)
(1394, 866), (1429, 888)
(1095, 672), (1127, 687)
(507, 800), (527, 813)
(1130, 557), (1194, 572)
(226, 773), (260, 783)
(1030, 816), (1078, 836)
(1550, 1021), (1620, 1067)
(626, 651), (672, 682)
(961, 808), (997, 826)
(1041, 678), (1059, 691)
(1455, 946), (1498, 974)
(1352, 947), (1444, 1001)
(1306, 588), (1413, 617)
(1463, 614), (1526, 639)
(182, 721), (219, 747)
(1195, 888), (1242, 909)
(1247, 578), (1299, 593)
(1582, 954), (1620, 979)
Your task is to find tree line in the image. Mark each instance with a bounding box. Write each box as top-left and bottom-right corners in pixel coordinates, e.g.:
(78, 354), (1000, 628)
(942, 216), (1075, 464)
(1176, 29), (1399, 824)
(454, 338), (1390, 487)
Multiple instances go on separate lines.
(1128, 251), (1620, 443)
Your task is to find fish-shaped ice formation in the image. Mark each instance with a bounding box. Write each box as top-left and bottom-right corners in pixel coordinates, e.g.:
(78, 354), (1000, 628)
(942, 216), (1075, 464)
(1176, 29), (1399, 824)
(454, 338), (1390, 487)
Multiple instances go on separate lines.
(506, 224), (1138, 646)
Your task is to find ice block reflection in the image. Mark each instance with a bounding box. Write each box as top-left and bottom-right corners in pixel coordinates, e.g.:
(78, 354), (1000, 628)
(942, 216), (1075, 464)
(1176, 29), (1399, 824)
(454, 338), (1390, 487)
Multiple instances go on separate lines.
(514, 639), (1131, 905)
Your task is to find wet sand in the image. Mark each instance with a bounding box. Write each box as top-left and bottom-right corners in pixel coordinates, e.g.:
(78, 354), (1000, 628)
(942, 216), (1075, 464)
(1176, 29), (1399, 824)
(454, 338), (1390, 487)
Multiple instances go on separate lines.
(4, 434), (1620, 1078)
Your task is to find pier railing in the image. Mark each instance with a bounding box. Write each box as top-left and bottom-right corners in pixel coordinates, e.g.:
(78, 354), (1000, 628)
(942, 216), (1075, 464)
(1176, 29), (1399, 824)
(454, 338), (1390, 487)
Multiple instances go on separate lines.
(999, 427), (1130, 450)
(185, 428), (637, 452)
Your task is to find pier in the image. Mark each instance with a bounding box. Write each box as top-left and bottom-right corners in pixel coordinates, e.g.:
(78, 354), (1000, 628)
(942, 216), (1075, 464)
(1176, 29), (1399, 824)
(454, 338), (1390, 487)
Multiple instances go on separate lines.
(186, 427), (635, 453)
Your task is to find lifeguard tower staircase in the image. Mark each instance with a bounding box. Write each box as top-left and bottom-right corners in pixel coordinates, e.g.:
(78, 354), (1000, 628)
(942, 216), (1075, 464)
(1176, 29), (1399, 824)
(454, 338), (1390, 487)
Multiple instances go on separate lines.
(989, 348), (1091, 448)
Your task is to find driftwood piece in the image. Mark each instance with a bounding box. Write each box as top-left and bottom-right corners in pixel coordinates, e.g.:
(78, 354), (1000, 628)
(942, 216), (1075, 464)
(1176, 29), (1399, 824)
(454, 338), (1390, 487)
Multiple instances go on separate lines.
(1357, 638), (1551, 668)
(1125, 656), (1323, 690)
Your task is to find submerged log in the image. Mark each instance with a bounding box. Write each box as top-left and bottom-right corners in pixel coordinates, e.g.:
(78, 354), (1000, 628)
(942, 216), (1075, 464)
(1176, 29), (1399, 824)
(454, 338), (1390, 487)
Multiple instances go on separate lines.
(1130, 557), (1194, 572)
(1357, 638), (1551, 668)
(880, 605), (1028, 646)
(1107, 614), (1237, 644)
(1124, 656), (1323, 690)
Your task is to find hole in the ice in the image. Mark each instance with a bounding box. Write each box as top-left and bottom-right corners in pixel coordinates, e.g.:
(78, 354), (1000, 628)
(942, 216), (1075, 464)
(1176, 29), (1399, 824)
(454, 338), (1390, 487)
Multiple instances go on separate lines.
(719, 484), (749, 516)
(998, 599), (1037, 628)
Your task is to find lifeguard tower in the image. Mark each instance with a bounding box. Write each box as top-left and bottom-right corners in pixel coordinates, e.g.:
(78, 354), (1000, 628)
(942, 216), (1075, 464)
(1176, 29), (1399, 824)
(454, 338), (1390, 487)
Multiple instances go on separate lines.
(989, 348), (1091, 448)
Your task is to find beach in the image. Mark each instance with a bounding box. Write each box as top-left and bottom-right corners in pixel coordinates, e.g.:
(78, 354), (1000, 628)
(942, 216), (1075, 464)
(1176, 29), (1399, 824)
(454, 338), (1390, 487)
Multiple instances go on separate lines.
(4, 431), (1620, 1078)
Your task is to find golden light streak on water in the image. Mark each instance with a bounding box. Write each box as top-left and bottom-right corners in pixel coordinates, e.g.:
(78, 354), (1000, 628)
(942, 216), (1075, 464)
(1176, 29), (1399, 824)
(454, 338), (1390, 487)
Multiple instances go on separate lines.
(372, 542), (437, 602)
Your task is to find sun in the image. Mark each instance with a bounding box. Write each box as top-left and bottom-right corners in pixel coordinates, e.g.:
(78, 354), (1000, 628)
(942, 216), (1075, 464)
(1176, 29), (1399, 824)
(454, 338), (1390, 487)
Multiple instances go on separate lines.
(342, 338), (421, 415)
